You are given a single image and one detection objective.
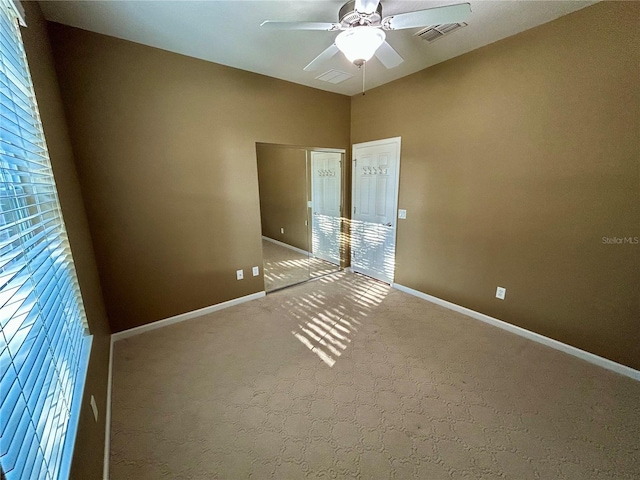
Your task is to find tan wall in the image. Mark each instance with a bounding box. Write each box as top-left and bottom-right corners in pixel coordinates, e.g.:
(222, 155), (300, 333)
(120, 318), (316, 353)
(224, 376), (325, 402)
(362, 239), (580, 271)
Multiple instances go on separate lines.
(351, 2), (640, 369)
(20, 3), (112, 478)
(47, 23), (351, 332)
(257, 144), (309, 251)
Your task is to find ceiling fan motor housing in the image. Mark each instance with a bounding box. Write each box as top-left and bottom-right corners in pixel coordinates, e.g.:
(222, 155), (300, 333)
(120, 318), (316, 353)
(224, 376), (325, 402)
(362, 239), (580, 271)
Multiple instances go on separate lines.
(339, 0), (383, 28)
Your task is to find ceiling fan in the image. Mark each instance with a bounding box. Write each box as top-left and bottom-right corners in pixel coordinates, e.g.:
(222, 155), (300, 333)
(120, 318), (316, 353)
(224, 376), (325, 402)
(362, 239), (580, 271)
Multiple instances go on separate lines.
(261, 1), (472, 72)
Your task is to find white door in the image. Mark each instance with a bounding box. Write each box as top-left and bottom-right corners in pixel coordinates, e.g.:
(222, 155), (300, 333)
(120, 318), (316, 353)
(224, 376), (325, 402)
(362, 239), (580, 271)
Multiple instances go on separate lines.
(351, 137), (401, 284)
(311, 151), (342, 265)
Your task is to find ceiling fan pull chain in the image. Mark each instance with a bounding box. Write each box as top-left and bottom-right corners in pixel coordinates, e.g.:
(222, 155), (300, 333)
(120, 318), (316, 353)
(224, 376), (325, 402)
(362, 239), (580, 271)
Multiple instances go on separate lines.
(362, 61), (366, 96)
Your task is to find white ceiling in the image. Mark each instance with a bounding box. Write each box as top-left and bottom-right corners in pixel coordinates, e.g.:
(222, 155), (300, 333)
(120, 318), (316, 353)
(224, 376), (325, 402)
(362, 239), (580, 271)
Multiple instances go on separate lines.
(39, 1), (597, 96)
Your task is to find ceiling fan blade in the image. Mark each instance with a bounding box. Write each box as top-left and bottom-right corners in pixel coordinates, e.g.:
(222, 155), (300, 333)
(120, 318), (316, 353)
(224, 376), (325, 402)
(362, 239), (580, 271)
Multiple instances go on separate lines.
(304, 44), (340, 72)
(260, 21), (340, 31)
(384, 3), (471, 30)
(355, 0), (380, 15)
(375, 41), (404, 69)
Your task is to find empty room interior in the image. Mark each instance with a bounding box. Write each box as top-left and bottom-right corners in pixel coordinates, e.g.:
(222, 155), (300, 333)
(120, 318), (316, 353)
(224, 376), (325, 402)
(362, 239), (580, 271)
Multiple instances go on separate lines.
(1, 0), (638, 479)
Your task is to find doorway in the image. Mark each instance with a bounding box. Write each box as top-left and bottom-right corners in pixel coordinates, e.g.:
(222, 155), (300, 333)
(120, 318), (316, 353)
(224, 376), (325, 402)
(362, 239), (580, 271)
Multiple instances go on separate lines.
(310, 151), (342, 266)
(351, 137), (401, 284)
(256, 143), (345, 292)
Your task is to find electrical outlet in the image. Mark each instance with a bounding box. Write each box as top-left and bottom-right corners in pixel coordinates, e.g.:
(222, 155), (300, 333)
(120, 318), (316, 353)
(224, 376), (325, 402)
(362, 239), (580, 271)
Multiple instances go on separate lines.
(280, 227), (285, 234)
(496, 286), (506, 300)
(90, 395), (98, 422)
(252, 266), (260, 276)
(398, 209), (407, 219)
(236, 269), (244, 280)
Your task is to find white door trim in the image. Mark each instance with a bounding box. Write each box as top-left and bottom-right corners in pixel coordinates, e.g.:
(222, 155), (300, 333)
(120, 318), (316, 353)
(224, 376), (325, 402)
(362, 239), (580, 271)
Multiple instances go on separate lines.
(351, 136), (402, 284)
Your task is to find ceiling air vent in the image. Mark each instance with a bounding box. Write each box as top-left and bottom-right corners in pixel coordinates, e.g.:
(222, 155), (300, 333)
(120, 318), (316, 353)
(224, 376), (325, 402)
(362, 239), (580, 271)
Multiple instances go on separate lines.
(315, 70), (353, 84)
(416, 22), (468, 43)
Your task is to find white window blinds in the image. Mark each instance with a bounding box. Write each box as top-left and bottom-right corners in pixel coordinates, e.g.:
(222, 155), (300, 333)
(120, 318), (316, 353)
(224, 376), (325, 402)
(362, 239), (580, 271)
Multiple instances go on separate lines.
(0, 1), (92, 479)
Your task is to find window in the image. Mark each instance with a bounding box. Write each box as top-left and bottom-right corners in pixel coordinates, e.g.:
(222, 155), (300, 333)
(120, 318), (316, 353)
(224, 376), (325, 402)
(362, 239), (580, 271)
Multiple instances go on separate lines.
(0, 1), (92, 479)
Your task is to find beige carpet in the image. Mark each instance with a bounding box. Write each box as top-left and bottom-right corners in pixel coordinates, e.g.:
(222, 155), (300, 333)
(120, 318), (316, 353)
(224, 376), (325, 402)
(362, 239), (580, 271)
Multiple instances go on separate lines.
(262, 239), (339, 291)
(110, 272), (640, 479)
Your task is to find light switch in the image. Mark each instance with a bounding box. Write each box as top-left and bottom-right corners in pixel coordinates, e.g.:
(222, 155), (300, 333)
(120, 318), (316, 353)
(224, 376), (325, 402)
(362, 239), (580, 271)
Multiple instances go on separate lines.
(252, 266), (260, 276)
(236, 269), (244, 280)
(398, 209), (407, 219)
(496, 287), (506, 300)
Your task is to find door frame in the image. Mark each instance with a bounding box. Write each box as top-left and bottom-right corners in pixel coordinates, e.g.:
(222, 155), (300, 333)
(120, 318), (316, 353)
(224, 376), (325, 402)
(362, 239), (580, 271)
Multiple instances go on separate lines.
(350, 136), (402, 284)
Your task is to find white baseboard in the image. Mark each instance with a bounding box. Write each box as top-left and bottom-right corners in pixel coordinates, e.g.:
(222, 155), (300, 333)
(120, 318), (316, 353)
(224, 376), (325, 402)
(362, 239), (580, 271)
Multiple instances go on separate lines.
(393, 283), (640, 382)
(111, 291), (266, 342)
(262, 235), (310, 256)
(103, 337), (113, 480)
(103, 290), (265, 477)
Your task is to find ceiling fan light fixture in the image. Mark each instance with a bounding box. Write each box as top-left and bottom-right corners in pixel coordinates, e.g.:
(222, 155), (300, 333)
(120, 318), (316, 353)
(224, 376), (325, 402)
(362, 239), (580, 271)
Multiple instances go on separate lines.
(335, 26), (385, 65)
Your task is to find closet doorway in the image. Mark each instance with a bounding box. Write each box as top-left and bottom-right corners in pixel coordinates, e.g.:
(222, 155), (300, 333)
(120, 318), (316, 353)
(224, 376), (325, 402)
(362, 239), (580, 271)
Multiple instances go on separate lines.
(256, 143), (345, 292)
